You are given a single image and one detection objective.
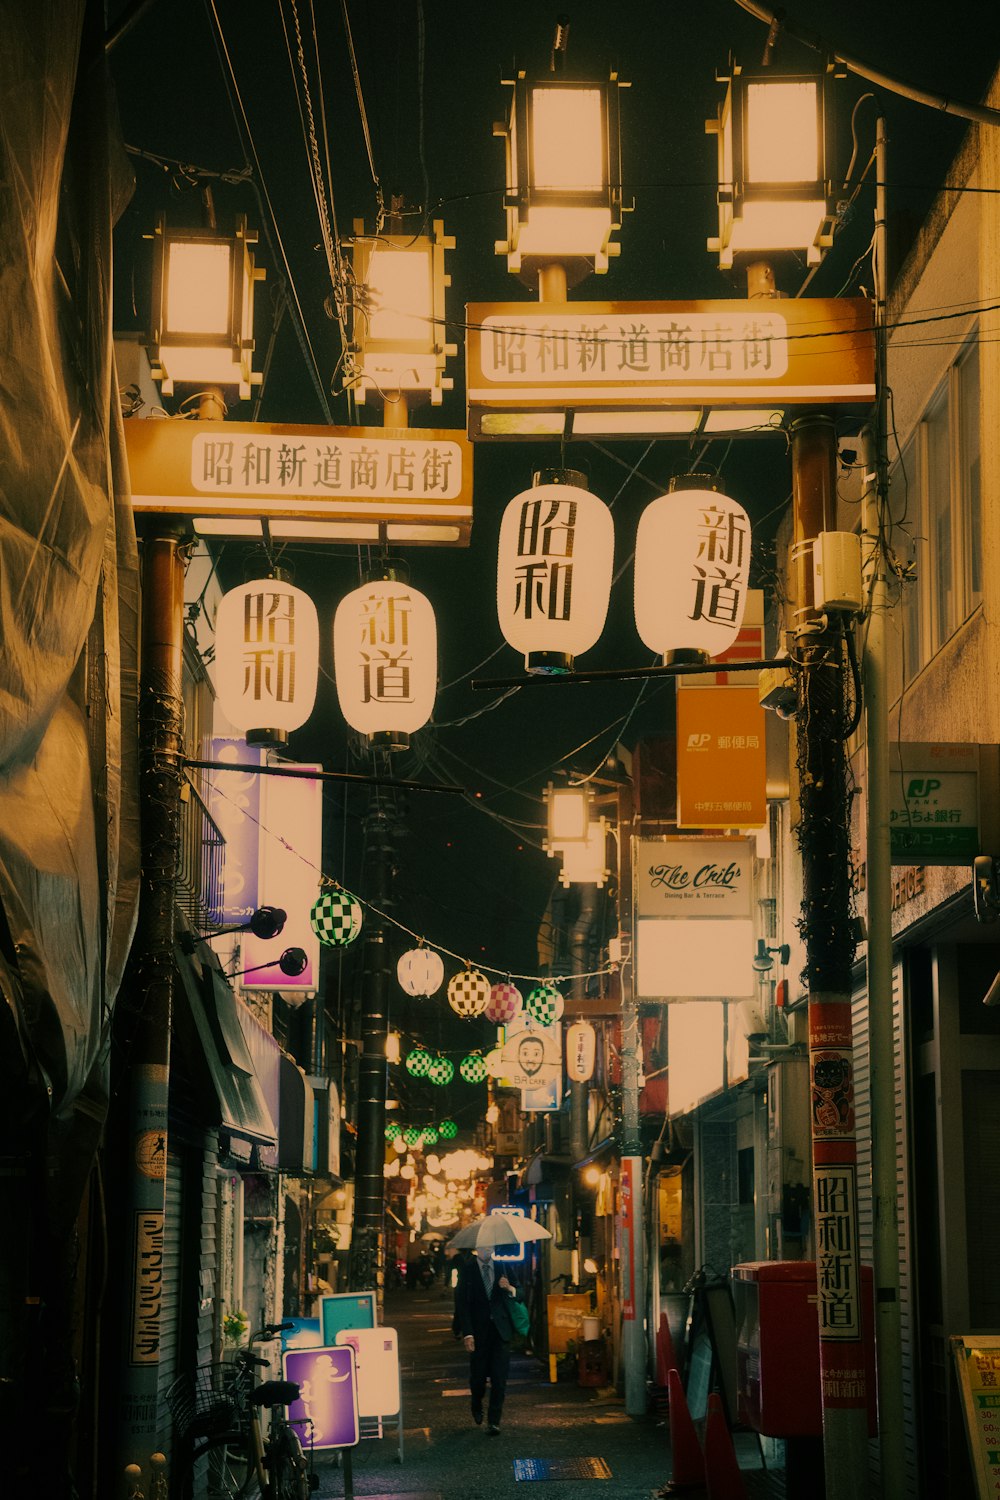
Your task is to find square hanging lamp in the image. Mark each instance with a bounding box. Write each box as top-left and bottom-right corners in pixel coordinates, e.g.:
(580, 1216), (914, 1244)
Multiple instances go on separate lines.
(147, 213), (265, 397)
(349, 219), (456, 407)
(707, 63), (842, 268)
(544, 783), (592, 850)
(495, 70), (626, 281)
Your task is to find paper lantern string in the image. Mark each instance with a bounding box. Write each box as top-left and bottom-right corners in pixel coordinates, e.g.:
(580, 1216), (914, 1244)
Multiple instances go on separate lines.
(203, 770), (619, 986)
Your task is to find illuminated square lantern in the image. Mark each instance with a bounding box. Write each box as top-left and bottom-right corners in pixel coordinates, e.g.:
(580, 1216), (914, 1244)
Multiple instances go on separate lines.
(544, 783), (592, 850)
(147, 213), (264, 397)
(708, 65), (840, 268)
(349, 220), (456, 407)
(496, 71), (625, 282)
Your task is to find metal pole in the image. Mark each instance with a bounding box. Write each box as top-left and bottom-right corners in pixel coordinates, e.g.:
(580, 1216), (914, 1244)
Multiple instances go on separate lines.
(117, 524), (185, 1479)
(863, 116), (907, 1498)
(791, 417), (870, 1495)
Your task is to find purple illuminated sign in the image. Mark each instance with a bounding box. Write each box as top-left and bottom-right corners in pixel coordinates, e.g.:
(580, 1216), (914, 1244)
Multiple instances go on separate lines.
(283, 1344), (360, 1451)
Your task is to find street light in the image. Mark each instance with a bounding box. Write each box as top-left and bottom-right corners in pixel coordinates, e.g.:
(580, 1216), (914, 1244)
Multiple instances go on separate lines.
(495, 59), (625, 285)
(544, 783), (592, 848)
(147, 213), (265, 397)
(349, 219), (456, 408)
(707, 64), (840, 268)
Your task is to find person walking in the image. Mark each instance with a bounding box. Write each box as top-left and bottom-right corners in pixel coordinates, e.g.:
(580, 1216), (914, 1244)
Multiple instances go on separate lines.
(454, 1248), (521, 1434)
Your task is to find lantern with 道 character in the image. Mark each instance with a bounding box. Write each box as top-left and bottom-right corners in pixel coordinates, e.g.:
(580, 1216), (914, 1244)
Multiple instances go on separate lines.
(565, 1020), (597, 1082)
(497, 471), (614, 675)
(215, 576), (319, 745)
(310, 887), (363, 947)
(486, 981), (522, 1024)
(634, 476), (751, 663)
(333, 571), (437, 749)
(447, 968), (491, 1018)
(397, 945), (445, 997)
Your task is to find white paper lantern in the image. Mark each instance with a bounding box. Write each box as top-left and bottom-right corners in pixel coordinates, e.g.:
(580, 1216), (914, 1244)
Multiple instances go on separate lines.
(397, 947), (445, 997)
(634, 478), (751, 660)
(497, 474), (614, 673)
(333, 578), (437, 744)
(565, 1020), (597, 1082)
(215, 579), (319, 741)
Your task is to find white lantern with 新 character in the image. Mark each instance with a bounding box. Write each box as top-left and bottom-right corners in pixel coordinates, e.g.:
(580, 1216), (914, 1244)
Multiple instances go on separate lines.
(334, 576), (437, 747)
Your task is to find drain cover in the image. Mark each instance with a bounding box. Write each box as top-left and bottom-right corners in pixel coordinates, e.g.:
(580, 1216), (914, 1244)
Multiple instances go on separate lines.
(513, 1457), (613, 1482)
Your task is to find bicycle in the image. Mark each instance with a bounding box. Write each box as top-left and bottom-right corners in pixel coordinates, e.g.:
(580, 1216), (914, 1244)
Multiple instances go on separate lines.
(166, 1320), (315, 1500)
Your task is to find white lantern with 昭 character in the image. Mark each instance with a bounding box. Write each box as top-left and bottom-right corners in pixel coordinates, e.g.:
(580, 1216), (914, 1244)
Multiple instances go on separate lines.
(634, 476), (751, 663)
(214, 577), (319, 745)
(497, 470), (613, 674)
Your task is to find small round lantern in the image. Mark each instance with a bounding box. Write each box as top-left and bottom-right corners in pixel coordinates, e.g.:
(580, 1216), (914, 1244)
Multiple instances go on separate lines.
(397, 946), (445, 997)
(428, 1056), (455, 1087)
(525, 984), (564, 1026)
(404, 1126), (422, 1146)
(486, 981), (523, 1024)
(484, 1048), (504, 1078)
(310, 887), (363, 947)
(422, 1125), (439, 1146)
(406, 1047), (432, 1078)
(460, 1053), (488, 1084)
(438, 1119), (458, 1140)
(384, 1123), (398, 1141)
(447, 968), (491, 1018)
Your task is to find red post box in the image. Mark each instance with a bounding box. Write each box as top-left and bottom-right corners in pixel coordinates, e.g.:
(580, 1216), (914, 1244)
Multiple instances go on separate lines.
(732, 1261), (878, 1437)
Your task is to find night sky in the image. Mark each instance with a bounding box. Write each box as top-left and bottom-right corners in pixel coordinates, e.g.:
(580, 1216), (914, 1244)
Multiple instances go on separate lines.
(107, 0), (1000, 1121)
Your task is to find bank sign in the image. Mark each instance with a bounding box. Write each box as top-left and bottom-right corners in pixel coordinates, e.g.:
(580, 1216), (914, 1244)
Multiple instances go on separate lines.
(887, 744), (1000, 864)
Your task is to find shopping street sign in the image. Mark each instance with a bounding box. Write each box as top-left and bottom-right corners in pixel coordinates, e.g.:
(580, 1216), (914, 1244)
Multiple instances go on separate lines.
(124, 419), (473, 545)
(466, 297), (875, 440)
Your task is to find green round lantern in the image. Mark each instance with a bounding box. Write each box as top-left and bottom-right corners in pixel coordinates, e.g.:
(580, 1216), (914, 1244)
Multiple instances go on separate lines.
(428, 1056), (454, 1086)
(525, 983), (564, 1026)
(460, 1053), (488, 1084)
(404, 1126), (422, 1146)
(310, 887), (363, 947)
(406, 1047), (432, 1078)
(438, 1118), (458, 1140)
(421, 1126), (439, 1146)
(384, 1123), (397, 1141)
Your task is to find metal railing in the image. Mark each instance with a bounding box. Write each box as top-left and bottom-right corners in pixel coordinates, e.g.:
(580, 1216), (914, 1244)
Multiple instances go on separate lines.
(176, 771), (225, 930)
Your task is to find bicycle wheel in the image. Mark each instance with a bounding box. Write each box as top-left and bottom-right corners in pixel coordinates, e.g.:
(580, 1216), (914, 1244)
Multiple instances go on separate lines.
(266, 1425), (310, 1500)
(201, 1436), (259, 1500)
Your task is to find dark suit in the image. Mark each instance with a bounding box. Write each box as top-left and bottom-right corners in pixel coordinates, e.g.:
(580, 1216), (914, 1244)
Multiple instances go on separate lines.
(454, 1256), (520, 1426)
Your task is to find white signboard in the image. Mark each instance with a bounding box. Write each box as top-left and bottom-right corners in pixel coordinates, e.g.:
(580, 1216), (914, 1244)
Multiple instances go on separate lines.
(334, 1327), (401, 1418)
(636, 838), (753, 918)
(499, 1019), (561, 1091)
(241, 763), (322, 992)
(191, 431), (465, 500)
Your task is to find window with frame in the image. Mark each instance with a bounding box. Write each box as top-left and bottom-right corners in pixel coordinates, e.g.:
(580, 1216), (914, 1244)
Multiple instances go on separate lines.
(891, 331), (981, 686)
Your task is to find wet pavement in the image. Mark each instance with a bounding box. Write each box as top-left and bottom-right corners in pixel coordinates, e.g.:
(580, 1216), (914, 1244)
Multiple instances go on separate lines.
(307, 1285), (787, 1500)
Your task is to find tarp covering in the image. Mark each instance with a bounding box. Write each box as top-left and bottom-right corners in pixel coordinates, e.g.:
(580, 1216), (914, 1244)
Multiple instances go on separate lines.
(0, 0), (139, 1147)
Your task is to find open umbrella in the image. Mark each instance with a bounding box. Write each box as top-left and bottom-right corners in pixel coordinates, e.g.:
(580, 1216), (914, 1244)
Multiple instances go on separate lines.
(447, 1215), (552, 1251)
(419, 1230), (445, 1242)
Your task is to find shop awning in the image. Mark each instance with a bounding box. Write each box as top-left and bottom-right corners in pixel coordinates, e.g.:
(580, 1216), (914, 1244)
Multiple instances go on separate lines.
(278, 1054), (316, 1174)
(173, 945), (277, 1152)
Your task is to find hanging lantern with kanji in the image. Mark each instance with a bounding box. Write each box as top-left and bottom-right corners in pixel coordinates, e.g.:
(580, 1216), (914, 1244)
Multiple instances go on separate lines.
(215, 575), (319, 745)
(486, 981), (523, 1024)
(447, 968), (491, 1018)
(333, 571), (437, 750)
(634, 475), (751, 662)
(525, 983), (564, 1026)
(397, 945), (445, 997)
(497, 471), (614, 674)
(565, 1020), (597, 1082)
(310, 887), (363, 947)
(460, 1054), (488, 1084)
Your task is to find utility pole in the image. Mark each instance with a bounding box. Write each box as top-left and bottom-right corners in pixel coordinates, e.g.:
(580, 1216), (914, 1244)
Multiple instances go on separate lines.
(862, 114), (907, 1497)
(791, 415), (870, 1495)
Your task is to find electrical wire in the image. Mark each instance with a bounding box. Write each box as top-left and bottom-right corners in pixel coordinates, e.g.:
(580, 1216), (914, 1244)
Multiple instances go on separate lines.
(340, 0), (386, 230)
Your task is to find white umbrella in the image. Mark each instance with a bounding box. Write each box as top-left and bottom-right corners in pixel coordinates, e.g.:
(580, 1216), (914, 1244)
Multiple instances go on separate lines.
(447, 1215), (552, 1250)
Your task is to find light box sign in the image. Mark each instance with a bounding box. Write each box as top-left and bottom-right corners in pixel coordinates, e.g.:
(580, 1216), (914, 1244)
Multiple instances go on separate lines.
(676, 685), (767, 829)
(668, 1002), (726, 1115)
(886, 743), (999, 864)
(241, 762), (322, 992)
(635, 838), (754, 998)
(208, 739), (262, 922)
(334, 1327), (400, 1418)
(125, 419), (473, 545)
(283, 1344), (360, 1451)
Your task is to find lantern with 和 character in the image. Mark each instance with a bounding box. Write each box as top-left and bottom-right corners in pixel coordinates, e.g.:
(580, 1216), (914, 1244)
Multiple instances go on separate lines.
(215, 576), (319, 745)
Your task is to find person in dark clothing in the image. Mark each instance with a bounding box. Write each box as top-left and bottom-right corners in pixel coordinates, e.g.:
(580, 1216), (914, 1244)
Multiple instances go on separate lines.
(454, 1248), (521, 1434)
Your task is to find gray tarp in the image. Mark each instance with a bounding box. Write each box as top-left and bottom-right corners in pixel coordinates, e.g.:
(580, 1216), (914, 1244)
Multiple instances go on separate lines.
(0, 0), (139, 1169)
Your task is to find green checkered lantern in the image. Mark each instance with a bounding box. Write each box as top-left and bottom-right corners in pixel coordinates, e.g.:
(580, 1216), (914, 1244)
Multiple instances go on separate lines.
(404, 1126), (422, 1146)
(421, 1126), (439, 1146)
(428, 1055), (455, 1086)
(525, 983), (564, 1026)
(405, 1047), (432, 1078)
(384, 1124), (398, 1141)
(460, 1053), (488, 1084)
(310, 887), (363, 947)
(447, 967), (491, 1018)
(438, 1118), (458, 1139)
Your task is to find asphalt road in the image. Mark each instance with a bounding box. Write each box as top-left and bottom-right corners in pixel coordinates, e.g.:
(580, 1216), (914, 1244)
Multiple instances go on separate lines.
(307, 1284), (780, 1500)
